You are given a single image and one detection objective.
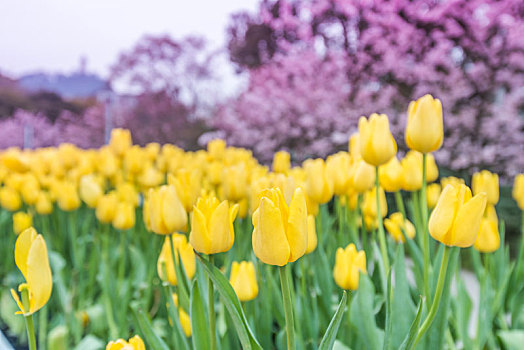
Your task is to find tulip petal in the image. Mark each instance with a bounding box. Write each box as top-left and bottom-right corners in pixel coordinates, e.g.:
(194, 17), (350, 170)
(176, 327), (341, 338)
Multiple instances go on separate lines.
(189, 207), (211, 254)
(209, 201), (233, 253)
(451, 193), (487, 248)
(428, 185), (458, 245)
(26, 235), (52, 313)
(286, 188), (308, 262)
(14, 227), (37, 279)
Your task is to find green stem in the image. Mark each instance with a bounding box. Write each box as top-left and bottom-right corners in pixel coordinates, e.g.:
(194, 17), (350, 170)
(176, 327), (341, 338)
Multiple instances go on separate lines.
(21, 288), (37, 350)
(421, 153), (431, 304)
(375, 166), (390, 273)
(208, 255), (217, 350)
(394, 191), (406, 220)
(279, 265), (295, 350)
(38, 304), (48, 350)
(102, 228), (119, 339)
(413, 245), (452, 349)
(118, 230), (127, 284)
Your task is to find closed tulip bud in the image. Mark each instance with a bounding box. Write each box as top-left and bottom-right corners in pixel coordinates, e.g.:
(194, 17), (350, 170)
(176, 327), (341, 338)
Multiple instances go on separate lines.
(96, 193), (118, 224)
(168, 170), (202, 212)
(306, 215), (317, 254)
(429, 184), (487, 247)
(112, 202), (135, 230)
(333, 243), (366, 290)
(474, 216), (500, 253)
(406, 94), (443, 153)
(350, 159), (376, 193)
(157, 234), (196, 285)
(304, 158), (333, 204)
(13, 212), (32, 235)
(513, 174), (524, 210)
(252, 187), (307, 266)
(11, 227), (53, 315)
(472, 170), (499, 205)
(358, 114), (397, 166)
(379, 157), (403, 192)
(427, 184), (442, 209)
(147, 185), (187, 234)
(189, 193), (238, 254)
(229, 261), (258, 302)
(384, 212), (416, 243)
(326, 152), (351, 196)
(401, 151), (439, 191)
(348, 133), (361, 159)
(223, 164), (248, 201)
(362, 187), (387, 219)
(0, 186), (22, 211)
(106, 335), (145, 350)
(273, 151), (291, 174)
(172, 294), (192, 337)
(207, 139), (226, 160)
(56, 182), (80, 211)
(79, 175), (104, 208)
(109, 128), (132, 157)
(441, 176), (465, 189)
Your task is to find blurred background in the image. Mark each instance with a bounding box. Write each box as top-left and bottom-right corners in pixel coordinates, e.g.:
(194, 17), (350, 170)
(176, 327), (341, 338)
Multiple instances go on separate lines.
(1, 0), (523, 179)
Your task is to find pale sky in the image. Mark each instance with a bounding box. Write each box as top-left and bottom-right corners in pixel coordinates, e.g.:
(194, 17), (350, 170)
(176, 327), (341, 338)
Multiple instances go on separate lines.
(0, 0), (259, 78)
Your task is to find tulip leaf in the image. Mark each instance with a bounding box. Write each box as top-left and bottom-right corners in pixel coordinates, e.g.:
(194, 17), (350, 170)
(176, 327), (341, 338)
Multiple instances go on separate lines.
(130, 301), (170, 350)
(452, 276), (473, 349)
(196, 253), (262, 350)
(162, 283), (190, 350)
(398, 297), (424, 350)
(190, 279), (211, 350)
(497, 330), (524, 350)
(318, 291), (348, 350)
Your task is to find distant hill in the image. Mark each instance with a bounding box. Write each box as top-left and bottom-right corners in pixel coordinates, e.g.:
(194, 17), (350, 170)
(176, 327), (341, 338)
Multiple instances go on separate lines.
(18, 72), (110, 99)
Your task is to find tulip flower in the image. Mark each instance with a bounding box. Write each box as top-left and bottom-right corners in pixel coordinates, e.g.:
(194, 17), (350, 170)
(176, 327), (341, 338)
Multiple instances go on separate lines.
(20, 174), (40, 205)
(0, 186), (22, 211)
(513, 174), (524, 210)
(112, 202), (135, 230)
(303, 158), (333, 204)
(333, 243), (367, 290)
(379, 156), (403, 192)
(56, 181), (81, 212)
(35, 191), (53, 215)
(189, 192), (238, 254)
(428, 184), (487, 247)
(96, 193), (118, 224)
(13, 212), (32, 235)
(146, 185), (187, 235)
(1, 148), (30, 173)
(222, 163), (249, 202)
(229, 261), (259, 302)
(157, 234), (196, 285)
(273, 150), (291, 174)
(116, 182), (139, 207)
(106, 335), (145, 350)
(326, 152), (351, 196)
(349, 158), (376, 193)
(207, 138), (226, 160)
(348, 133), (361, 159)
(427, 184), (442, 209)
(11, 227), (53, 315)
(472, 170), (499, 205)
(474, 214), (500, 253)
(168, 169), (202, 212)
(441, 176), (464, 189)
(252, 187), (308, 266)
(400, 151), (439, 191)
(79, 175), (104, 208)
(358, 113), (397, 166)
(362, 187), (388, 220)
(384, 212), (416, 243)
(172, 294), (192, 337)
(138, 165), (164, 189)
(108, 128), (132, 157)
(306, 215), (318, 254)
(405, 94), (443, 153)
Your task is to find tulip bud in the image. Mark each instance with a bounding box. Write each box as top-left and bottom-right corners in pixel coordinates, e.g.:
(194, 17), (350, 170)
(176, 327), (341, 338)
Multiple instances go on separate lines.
(0, 186), (22, 211)
(358, 113), (397, 166)
(513, 174), (524, 210)
(333, 243), (366, 290)
(379, 157), (403, 192)
(384, 212), (416, 243)
(273, 151), (291, 174)
(306, 215), (318, 254)
(157, 234), (196, 285)
(20, 174), (40, 205)
(348, 133), (361, 159)
(472, 170), (499, 205)
(428, 184), (487, 247)
(96, 193), (118, 224)
(405, 94), (443, 153)
(172, 294), (192, 337)
(303, 158), (333, 204)
(326, 152), (351, 196)
(474, 214), (500, 253)
(168, 170), (202, 212)
(56, 181), (80, 212)
(252, 187), (308, 266)
(223, 163), (249, 201)
(229, 261), (258, 302)
(124, 146), (146, 174)
(427, 184), (442, 209)
(79, 175), (104, 208)
(112, 202), (135, 230)
(146, 185), (187, 234)
(109, 128), (132, 157)
(349, 158), (375, 193)
(13, 212), (32, 235)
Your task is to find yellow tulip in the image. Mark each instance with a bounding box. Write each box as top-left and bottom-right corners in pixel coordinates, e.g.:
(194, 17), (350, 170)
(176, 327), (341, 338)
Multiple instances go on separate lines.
(326, 152), (351, 196)
(379, 157), (403, 192)
(252, 187), (307, 266)
(56, 182), (80, 211)
(384, 212), (416, 243)
(208, 161), (223, 185)
(0, 186), (22, 211)
(138, 165), (164, 189)
(79, 175), (104, 208)
(146, 185), (187, 235)
(97, 148), (119, 177)
(11, 227), (52, 315)
(405, 94), (443, 153)
(172, 294), (192, 337)
(223, 163), (248, 201)
(96, 193), (118, 224)
(108, 128), (132, 157)
(401, 151), (439, 191)
(304, 158), (333, 204)
(207, 138), (226, 160)
(116, 182), (139, 207)
(440, 176), (465, 189)
(513, 174), (524, 210)
(472, 170), (499, 205)
(157, 234), (196, 285)
(112, 202), (135, 230)
(306, 215), (317, 254)
(474, 215), (500, 253)
(123, 146), (146, 174)
(189, 193), (238, 254)
(427, 183), (442, 209)
(13, 212), (32, 235)
(428, 184), (487, 247)
(333, 243), (366, 290)
(35, 191), (53, 215)
(358, 113), (397, 166)
(229, 261), (259, 302)
(106, 335), (145, 350)
(348, 133), (361, 159)
(273, 151), (291, 174)
(362, 187), (387, 220)
(20, 174), (40, 205)
(168, 170), (202, 212)
(349, 158), (376, 193)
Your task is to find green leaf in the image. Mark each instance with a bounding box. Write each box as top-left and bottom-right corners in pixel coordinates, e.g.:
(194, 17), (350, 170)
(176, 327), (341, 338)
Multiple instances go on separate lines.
(452, 277), (472, 349)
(163, 283), (191, 350)
(498, 330), (524, 350)
(398, 297), (424, 350)
(130, 301), (170, 350)
(197, 254), (262, 350)
(190, 279), (211, 350)
(319, 291), (348, 350)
